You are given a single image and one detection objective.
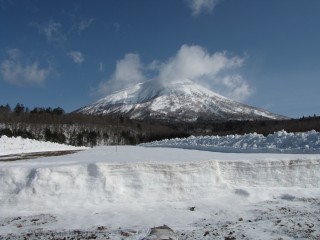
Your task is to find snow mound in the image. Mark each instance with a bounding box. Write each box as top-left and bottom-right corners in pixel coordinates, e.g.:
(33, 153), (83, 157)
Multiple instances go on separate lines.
(0, 135), (88, 156)
(141, 130), (320, 153)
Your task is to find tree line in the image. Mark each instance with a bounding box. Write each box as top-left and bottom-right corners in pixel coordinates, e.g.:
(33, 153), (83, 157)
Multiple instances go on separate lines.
(0, 103), (189, 146)
(0, 103), (64, 115)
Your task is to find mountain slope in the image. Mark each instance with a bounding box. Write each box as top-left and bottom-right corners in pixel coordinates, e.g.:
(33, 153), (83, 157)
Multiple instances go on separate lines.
(77, 80), (287, 122)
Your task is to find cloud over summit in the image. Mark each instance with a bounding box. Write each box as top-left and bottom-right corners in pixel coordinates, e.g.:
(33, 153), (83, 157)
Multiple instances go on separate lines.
(97, 44), (253, 101)
(97, 53), (145, 95)
(157, 44), (243, 83)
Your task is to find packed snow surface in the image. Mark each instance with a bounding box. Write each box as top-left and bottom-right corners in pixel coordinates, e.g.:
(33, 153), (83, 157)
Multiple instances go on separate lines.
(1, 145), (320, 239)
(0, 135), (88, 156)
(142, 130), (320, 153)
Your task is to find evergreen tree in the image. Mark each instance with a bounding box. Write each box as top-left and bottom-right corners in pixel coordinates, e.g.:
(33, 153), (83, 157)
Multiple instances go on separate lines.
(53, 107), (64, 115)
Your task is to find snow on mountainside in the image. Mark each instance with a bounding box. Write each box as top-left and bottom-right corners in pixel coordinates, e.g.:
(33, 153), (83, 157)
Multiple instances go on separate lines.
(77, 80), (287, 122)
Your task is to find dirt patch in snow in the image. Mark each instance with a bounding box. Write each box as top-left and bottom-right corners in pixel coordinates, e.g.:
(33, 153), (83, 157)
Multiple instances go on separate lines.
(1, 198), (319, 240)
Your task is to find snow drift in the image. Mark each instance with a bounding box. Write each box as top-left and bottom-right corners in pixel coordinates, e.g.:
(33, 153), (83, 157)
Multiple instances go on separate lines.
(141, 130), (320, 153)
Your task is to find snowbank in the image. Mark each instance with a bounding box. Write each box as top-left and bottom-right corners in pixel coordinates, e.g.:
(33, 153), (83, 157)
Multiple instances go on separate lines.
(141, 130), (320, 153)
(0, 135), (88, 156)
(1, 146), (320, 208)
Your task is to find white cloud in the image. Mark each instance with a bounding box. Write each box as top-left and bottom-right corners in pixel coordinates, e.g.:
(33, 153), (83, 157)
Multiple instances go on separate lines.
(97, 53), (145, 95)
(78, 18), (94, 33)
(67, 51), (85, 64)
(96, 44), (253, 101)
(0, 49), (51, 86)
(187, 0), (220, 16)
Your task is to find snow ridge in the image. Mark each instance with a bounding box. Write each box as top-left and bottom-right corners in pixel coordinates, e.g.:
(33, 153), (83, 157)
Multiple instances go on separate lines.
(141, 130), (320, 153)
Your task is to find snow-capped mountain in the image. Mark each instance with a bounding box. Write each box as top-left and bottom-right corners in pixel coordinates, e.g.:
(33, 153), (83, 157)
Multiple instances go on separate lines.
(77, 80), (286, 122)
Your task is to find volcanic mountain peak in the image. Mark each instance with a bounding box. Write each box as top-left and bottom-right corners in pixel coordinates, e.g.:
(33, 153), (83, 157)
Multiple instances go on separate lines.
(77, 80), (287, 122)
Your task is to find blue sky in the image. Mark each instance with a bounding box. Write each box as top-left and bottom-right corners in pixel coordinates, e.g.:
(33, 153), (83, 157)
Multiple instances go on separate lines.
(0, 0), (320, 118)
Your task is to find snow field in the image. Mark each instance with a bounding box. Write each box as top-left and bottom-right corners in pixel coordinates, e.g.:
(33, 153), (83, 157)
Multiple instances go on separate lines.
(141, 130), (320, 153)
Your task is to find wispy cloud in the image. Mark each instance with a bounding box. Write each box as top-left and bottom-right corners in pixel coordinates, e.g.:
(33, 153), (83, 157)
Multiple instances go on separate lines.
(67, 51), (85, 64)
(77, 18), (94, 33)
(30, 20), (66, 44)
(6, 48), (20, 59)
(43, 20), (66, 43)
(213, 75), (253, 102)
(99, 61), (104, 72)
(0, 49), (51, 86)
(186, 0), (221, 16)
(113, 22), (121, 31)
(96, 44), (253, 101)
(64, 6), (95, 34)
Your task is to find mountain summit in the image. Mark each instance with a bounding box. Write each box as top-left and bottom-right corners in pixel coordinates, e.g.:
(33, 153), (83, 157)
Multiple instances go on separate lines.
(77, 80), (286, 122)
